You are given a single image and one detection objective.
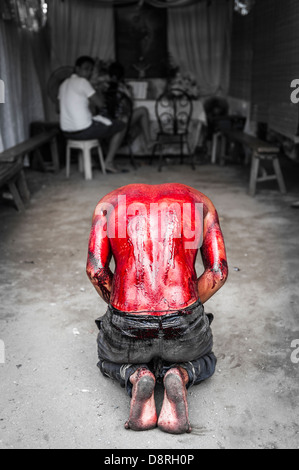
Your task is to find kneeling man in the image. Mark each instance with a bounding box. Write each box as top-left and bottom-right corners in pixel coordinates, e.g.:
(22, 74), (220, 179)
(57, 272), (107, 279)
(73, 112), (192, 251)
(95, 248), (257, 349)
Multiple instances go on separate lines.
(86, 183), (228, 434)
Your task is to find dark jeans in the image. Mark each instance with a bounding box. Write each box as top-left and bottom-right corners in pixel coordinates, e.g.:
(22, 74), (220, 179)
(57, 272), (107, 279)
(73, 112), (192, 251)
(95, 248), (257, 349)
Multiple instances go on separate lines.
(96, 300), (217, 397)
(63, 119), (125, 141)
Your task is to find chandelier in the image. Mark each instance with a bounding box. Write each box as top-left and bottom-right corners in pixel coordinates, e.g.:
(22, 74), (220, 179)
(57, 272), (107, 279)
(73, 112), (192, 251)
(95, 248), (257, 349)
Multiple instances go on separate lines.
(234, 0), (255, 16)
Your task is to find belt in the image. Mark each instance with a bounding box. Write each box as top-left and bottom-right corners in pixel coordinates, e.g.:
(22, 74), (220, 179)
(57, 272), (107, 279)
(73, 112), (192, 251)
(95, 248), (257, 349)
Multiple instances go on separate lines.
(108, 298), (203, 318)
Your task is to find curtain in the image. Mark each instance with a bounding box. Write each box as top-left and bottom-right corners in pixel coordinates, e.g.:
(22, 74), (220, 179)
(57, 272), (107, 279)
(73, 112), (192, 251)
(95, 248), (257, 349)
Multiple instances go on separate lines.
(168, 0), (233, 97)
(0, 20), (45, 151)
(48, 0), (115, 70)
(29, 26), (52, 121)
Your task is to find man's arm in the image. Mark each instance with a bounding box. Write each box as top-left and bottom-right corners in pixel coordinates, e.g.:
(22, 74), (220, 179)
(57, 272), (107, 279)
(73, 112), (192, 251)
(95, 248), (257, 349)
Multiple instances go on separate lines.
(86, 202), (114, 304)
(89, 91), (105, 114)
(197, 199), (228, 304)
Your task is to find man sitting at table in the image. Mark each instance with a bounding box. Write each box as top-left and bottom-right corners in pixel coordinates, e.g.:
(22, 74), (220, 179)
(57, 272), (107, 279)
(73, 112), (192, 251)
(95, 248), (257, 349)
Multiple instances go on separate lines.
(58, 56), (127, 174)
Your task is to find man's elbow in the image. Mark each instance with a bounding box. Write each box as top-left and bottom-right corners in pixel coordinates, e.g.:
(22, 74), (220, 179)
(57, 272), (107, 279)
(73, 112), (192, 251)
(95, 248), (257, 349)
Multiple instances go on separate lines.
(86, 263), (94, 282)
(211, 261), (228, 290)
(213, 271), (228, 290)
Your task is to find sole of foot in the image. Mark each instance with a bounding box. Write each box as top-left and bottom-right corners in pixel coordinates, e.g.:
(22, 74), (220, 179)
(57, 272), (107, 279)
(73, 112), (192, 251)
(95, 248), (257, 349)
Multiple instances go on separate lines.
(158, 369), (192, 434)
(125, 370), (157, 431)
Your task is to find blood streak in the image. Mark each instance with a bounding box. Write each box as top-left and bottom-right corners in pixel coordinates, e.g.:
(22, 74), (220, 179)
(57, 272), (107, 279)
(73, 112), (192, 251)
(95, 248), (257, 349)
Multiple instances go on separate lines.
(93, 267), (113, 303)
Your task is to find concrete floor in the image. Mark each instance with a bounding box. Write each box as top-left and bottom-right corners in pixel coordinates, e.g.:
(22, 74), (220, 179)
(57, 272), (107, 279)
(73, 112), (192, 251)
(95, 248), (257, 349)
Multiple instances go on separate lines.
(0, 154), (299, 449)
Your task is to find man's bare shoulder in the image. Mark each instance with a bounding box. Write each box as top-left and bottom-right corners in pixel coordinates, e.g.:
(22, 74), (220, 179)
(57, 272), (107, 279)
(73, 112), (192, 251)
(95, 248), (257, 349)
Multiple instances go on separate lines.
(96, 184), (214, 206)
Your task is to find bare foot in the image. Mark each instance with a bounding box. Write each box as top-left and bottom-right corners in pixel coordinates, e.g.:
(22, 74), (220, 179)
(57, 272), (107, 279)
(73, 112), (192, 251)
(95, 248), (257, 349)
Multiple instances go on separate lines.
(125, 368), (157, 431)
(158, 367), (192, 434)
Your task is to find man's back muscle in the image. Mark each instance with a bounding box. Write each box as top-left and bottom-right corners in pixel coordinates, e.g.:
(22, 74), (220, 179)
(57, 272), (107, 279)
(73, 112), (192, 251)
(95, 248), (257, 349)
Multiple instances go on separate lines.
(86, 183), (227, 312)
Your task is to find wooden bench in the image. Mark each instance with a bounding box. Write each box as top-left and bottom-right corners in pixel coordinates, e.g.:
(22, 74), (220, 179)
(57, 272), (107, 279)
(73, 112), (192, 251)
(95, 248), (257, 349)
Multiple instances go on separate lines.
(0, 129), (60, 211)
(0, 160), (30, 212)
(213, 130), (287, 196)
(0, 129), (60, 171)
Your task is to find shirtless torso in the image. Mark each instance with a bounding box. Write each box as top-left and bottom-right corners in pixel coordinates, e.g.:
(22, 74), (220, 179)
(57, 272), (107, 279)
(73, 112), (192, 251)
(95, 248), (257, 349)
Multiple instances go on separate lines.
(86, 183), (228, 314)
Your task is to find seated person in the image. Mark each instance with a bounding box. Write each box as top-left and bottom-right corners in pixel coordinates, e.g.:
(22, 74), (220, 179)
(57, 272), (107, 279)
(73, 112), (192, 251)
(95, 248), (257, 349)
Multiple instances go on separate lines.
(107, 61), (154, 152)
(58, 56), (127, 174)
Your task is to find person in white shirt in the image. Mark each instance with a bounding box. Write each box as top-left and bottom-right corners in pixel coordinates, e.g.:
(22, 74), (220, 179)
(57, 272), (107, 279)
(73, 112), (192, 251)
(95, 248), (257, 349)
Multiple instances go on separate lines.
(58, 56), (126, 174)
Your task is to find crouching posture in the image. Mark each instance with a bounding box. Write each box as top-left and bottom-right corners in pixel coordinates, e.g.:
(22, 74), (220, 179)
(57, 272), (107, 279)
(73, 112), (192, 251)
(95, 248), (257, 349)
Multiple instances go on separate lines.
(86, 183), (228, 434)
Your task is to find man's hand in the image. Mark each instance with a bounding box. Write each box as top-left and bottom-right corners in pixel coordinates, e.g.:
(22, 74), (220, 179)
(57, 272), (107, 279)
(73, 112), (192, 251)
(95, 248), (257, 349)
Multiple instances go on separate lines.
(89, 91), (105, 112)
(86, 201), (114, 304)
(197, 202), (228, 304)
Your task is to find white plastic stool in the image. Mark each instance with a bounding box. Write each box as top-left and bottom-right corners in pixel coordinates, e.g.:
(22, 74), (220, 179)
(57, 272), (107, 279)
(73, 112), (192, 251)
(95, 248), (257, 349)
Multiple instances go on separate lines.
(66, 139), (106, 180)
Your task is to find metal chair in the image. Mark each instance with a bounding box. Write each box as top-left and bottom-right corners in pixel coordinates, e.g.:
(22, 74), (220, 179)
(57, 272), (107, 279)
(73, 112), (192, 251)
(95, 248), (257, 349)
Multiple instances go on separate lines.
(152, 88), (194, 171)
